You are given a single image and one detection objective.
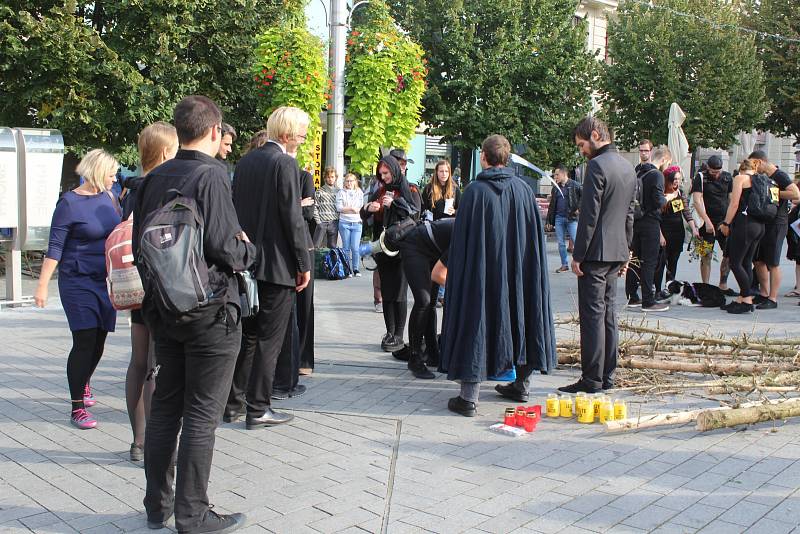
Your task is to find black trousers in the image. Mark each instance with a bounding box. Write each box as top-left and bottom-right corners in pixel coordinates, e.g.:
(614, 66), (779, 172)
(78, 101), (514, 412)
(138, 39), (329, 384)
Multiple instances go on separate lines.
(225, 315), (257, 415)
(375, 253), (408, 338)
(626, 218), (661, 306)
(274, 297), (300, 392)
(578, 261), (623, 390)
(728, 215), (765, 298)
(399, 243), (439, 363)
(654, 222), (685, 293)
(245, 282), (295, 416)
(143, 306), (240, 532)
(297, 266), (315, 369)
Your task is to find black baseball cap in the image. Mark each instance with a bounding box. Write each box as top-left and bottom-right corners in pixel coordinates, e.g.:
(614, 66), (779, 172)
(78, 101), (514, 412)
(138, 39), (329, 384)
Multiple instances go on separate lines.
(389, 149), (414, 164)
(707, 155), (723, 170)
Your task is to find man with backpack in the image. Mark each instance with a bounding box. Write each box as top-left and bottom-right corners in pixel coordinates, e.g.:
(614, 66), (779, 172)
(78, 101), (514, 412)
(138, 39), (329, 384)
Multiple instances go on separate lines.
(748, 150), (800, 309)
(133, 96), (256, 533)
(625, 145), (670, 312)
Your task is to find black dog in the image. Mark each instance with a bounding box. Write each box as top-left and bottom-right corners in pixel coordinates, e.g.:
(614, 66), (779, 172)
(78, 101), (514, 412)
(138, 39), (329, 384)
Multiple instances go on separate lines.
(666, 280), (727, 308)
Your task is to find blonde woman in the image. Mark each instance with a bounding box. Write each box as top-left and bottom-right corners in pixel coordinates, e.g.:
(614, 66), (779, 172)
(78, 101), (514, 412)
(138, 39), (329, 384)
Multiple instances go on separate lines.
(34, 149), (121, 429)
(122, 122), (178, 460)
(336, 173), (364, 275)
(422, 159), (461, 220)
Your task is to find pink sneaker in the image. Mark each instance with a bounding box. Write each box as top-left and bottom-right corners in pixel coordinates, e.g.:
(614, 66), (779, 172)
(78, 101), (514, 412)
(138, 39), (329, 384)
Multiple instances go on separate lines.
(71, 408), (97, 429)
(83, 384), (96, 407)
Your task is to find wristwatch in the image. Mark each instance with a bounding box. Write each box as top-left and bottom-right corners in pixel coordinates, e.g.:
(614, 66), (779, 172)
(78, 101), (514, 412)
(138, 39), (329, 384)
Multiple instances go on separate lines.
(719, 221), (730, 227)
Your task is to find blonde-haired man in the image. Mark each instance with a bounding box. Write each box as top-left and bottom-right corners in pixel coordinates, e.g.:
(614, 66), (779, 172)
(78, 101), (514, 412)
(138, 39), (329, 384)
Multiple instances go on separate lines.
(228, 106), (312, 429)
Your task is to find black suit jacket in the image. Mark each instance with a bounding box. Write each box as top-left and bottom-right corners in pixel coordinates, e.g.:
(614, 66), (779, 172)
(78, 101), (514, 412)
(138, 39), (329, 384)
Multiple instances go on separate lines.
(573, 144), (637, 263)
(233, 142), (311, 287)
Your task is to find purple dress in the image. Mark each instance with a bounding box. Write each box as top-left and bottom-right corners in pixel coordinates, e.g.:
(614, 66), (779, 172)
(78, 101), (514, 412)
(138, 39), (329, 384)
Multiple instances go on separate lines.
(46, 191), (121, 332)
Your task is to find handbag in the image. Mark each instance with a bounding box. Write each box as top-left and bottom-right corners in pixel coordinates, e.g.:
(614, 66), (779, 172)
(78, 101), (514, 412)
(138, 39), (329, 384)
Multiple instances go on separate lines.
(236, 270), (259, 317)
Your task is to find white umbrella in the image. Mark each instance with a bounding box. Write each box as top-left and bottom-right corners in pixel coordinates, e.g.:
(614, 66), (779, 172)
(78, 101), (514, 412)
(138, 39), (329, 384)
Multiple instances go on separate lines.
(668, 102), (691, 181)
(738, 129), (757, 162)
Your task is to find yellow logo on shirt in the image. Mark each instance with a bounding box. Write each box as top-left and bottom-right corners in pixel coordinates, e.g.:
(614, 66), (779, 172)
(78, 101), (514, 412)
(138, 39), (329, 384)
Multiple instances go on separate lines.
(770, 186), (779, 203)
(671, 198), (684, 213)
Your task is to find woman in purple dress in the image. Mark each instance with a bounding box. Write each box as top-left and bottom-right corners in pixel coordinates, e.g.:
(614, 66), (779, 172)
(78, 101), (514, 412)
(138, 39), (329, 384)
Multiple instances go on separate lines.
(34, 149), (121, 429)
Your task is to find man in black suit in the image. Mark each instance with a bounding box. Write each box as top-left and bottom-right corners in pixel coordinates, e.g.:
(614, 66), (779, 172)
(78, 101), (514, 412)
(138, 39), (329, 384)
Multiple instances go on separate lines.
(228, 106), (312, 429)
(559, 117), (637, 394)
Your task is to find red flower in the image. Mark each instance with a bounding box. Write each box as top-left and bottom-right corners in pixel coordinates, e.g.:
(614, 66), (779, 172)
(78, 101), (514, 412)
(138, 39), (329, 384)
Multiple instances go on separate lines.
(266, 75), (273, 79)
(262, 68), (267, 73)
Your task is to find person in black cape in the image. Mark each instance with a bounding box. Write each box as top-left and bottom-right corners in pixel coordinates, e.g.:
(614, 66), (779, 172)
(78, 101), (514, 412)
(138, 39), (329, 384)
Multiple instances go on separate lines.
(361, 156), (421, 352)
(440, 134), (557, 417)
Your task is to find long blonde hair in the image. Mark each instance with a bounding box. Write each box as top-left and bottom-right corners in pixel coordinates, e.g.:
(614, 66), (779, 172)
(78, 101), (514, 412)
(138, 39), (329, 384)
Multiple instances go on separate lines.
(430, 159), (455, 205)
(138, 122), (178, 175)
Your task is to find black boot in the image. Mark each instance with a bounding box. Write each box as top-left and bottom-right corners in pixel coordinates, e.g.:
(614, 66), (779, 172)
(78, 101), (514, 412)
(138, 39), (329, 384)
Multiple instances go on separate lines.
(408, 353), (435, 379)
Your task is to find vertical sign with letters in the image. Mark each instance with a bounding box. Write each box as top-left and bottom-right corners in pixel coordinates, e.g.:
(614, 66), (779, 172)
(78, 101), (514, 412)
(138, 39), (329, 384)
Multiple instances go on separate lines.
(313, 131), (323, 189)
(17, 129), (63, 250)
(0, 128), (19, 229)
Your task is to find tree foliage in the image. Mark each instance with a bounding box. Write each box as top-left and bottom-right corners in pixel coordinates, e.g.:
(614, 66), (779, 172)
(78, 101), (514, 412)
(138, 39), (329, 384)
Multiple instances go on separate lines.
(252, 2), (328, 168)
(0, 0), (281, 163)
(390, 0), (597, 175)
(345, 0), (426, 177)
(602, 0), (767, 150)
(749, 0), (800, 141)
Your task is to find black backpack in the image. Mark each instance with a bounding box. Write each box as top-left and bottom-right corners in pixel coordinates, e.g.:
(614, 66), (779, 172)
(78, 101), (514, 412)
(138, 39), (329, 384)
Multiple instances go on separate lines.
(633, 169), (655, 221)
(746, 173), (779, 223)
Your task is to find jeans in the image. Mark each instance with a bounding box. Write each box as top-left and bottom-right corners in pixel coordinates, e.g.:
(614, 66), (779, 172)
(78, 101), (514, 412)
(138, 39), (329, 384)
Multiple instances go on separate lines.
(554, 215), (578, 267)
(144, 305), (240, 532)
(339, 220), (362, 272)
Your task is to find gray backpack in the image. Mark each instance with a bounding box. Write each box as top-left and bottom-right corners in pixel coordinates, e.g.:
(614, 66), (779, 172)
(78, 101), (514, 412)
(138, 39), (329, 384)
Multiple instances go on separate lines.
(138, 186), (212, 315)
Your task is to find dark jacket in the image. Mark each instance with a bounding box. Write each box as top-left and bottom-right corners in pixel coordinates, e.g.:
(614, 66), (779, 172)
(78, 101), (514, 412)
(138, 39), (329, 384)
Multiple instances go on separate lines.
(299, 169), (315, 224)
(546, 179), (582, 225)
(132, 150), (255, 325)
(440, 166), (556, 382)
(421, 182), (461, 220)
(360, 156), (421, 229)
(232, 142), (312, 287)
(121, 175), (145, 220)
(635, 163), (667, 223)
(573, 144), (637, 263)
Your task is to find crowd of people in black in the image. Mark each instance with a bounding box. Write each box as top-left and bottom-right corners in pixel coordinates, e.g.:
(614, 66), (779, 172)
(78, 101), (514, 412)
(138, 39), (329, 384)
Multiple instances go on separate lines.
(33, 96), (798, 533)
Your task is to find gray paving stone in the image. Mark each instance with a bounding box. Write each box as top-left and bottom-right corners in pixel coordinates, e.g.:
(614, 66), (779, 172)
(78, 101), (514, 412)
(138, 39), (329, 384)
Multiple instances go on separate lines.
(671, 503), (725, 529)
(746, 517), (797, 534)
(620, 504), (679, 530)
(694, 519), (747, 534)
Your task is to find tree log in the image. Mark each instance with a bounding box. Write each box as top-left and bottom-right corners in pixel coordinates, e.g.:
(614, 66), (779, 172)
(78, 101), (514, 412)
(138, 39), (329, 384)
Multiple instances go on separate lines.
(696, 398), (800, 431)
(557, 353), (800, 375)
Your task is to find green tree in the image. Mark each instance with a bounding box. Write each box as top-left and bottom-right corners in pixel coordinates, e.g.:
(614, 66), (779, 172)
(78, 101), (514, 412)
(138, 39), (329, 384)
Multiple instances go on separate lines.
(391, 0), (597, 178)
(749, 0), (800, 141)
(0, 0), (281, 163)
(602, 0), (767, 150)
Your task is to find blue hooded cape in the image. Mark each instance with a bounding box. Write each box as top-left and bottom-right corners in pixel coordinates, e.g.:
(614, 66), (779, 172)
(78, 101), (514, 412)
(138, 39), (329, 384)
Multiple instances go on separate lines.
(440, 166), (557, 381)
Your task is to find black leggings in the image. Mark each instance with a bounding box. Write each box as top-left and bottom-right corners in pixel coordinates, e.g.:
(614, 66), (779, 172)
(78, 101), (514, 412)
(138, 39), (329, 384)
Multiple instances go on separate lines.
(655, 223), (685, 292)
(375, 253), (408, 339)
(400, 245), (440, 363)
(727, 215), (765, 298)
(68, 328), (108, 409)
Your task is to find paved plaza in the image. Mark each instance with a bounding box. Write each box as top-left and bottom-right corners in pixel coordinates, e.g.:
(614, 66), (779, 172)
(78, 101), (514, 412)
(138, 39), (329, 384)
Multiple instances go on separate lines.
(1, 243), (799, 533)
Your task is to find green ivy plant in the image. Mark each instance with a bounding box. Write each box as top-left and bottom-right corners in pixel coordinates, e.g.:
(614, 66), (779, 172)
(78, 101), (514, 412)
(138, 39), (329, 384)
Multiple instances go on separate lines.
(252, 1), (328, 169)
(345, 0), (426, 176)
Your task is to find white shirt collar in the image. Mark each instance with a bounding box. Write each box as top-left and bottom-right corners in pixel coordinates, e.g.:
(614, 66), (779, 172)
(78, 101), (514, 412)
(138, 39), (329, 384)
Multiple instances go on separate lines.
(268, 140), (287, 153)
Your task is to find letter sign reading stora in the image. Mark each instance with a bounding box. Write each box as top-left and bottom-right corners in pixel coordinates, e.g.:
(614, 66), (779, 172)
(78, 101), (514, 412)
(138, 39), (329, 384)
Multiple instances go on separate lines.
(313, 131), (323, 189)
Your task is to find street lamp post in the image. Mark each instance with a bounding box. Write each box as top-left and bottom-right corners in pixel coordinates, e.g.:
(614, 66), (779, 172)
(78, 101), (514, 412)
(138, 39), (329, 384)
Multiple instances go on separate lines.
(326, 0), (347, 179)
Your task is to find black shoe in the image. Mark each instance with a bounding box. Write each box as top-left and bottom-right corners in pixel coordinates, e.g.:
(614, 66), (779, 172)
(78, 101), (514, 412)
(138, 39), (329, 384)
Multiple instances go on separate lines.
(245, 409), (294, 429)
(655, 290), (671, 303)
(222, 406), (245, 423)
(381, 334), (404, 352)
(752, 294), (768, 305)
(494, 382), (529, 402)
(558, 381), (599, 394)
(271, 389), (290, 401)
(409, 359), (435, 379)
(602, 382), (614, 391)
(720, 300), (731, 310)
(641, 302), (670, 312)
(147, 510), (173, 530)
(447, 396), (477, 417)
(392, 345), (411, 361)
(627, 296), (641, 308)
(721, 288), (739, 297)
(756, 298), (777, 310)
(726, 301), (754, 314)
(185, 509), (246, 534)
(425, 352), (440, 368)
(288, 384), (307, 398)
